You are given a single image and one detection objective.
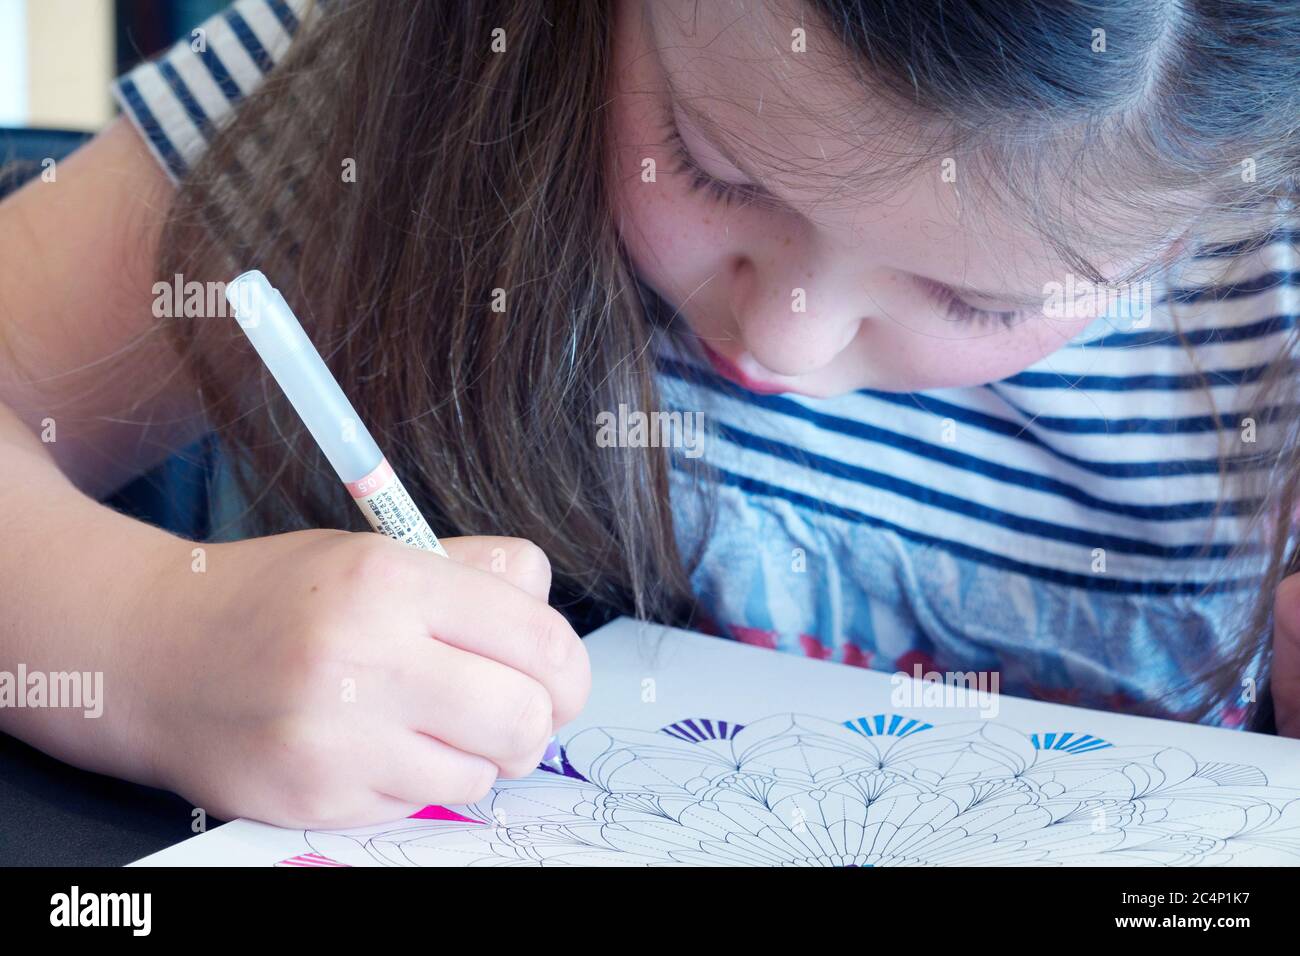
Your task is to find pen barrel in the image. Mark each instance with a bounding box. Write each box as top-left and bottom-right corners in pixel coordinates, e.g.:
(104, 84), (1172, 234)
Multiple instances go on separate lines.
(345, 458), (449, 556)
(226, 270), (383, 484)
(225, 270), (447, 557)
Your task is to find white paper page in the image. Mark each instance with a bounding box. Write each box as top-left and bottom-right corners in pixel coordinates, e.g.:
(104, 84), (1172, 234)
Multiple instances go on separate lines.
(135, 616), (1300, 866)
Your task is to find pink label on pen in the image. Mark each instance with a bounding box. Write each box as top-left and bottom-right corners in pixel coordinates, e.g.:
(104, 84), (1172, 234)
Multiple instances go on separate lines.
(345, 459), (396, 498)
(347, 457), (448, 555)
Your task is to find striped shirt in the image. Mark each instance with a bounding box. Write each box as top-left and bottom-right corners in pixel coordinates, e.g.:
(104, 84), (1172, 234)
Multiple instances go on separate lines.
(113, 0), (1299, 727)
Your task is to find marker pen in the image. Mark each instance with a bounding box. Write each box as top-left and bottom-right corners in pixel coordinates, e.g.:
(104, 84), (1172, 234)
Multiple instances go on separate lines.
(225, 270), (563, 769)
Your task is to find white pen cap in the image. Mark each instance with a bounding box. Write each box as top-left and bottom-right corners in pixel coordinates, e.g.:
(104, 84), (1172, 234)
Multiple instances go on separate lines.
(225, 270), (383, 484)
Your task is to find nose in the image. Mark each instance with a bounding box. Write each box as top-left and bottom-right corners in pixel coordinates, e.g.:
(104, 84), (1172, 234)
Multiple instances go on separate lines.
(727, 255), (866, 377)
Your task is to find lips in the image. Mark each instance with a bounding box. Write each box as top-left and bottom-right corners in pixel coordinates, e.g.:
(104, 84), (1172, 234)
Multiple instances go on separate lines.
(700, 344), (800, 395)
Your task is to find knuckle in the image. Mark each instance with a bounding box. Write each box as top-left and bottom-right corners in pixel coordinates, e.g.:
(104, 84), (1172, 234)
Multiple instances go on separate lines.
(507, 540), (553, 593)
(461, 763), (499, 804)
(338, 535), (408, 593)
(552, 641), (592, 726)
(503, 682), (552, 759)
(524, 604), (575, 671)
(531, 608), (576, 673)
(498, 757), (539, 780)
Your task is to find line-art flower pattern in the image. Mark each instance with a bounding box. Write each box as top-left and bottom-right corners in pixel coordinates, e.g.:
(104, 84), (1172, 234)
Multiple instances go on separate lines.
(299, 714), (1300, 866)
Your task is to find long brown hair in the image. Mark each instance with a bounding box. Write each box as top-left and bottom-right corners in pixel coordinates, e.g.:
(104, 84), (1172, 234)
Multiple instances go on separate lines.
(156, 0), (707, 628)
(152, 0), (1298, 721)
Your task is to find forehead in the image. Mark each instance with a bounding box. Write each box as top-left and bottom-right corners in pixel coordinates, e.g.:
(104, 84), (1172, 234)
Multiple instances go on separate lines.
(644, 0), (1190, 292)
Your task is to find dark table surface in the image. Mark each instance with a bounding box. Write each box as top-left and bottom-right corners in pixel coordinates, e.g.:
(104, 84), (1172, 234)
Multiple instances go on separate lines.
(0, 731), (213, 867)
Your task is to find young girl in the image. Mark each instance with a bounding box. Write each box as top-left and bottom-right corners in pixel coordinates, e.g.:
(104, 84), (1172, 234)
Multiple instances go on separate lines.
(2, 0), (1298, 828)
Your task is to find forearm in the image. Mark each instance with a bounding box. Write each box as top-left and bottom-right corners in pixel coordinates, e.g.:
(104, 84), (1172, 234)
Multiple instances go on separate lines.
(0, 399), (184, 786)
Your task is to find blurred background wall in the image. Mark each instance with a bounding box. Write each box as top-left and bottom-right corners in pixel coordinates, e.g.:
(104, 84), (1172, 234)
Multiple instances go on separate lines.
(1, 0), (225, 130)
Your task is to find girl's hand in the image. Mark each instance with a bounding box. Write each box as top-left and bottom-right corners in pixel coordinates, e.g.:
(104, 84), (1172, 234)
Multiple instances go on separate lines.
(1271, 574), (1300, 736)
(137, 531), (590, 828)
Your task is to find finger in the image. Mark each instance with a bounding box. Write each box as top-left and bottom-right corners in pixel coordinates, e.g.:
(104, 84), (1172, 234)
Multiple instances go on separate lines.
(438, 536), (552, 601)
(371, 731), (501, 809)
(362, 793), (429, 825)
(395, 639), (556, 776)
(1273, 575), (1300, 737)
(390, 551), (590, 726)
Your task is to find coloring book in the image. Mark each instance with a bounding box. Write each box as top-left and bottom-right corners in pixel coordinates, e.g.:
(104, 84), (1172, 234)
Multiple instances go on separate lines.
(135, 617), (1300, 866)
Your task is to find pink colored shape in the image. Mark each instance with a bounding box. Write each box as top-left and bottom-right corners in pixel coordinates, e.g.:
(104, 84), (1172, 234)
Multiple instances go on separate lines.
(409, 804), (483, 824)
(277, 852), (350, 867)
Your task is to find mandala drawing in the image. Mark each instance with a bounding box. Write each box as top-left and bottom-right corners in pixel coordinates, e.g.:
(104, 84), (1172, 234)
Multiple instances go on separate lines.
(295, 713), (1300, 867)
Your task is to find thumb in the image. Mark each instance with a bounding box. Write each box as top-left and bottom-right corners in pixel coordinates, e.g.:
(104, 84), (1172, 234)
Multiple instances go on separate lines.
(1272, 573), (1300, 737)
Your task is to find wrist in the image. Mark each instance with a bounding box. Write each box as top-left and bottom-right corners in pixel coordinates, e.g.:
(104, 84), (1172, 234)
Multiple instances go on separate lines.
(87, 507), (198, 792)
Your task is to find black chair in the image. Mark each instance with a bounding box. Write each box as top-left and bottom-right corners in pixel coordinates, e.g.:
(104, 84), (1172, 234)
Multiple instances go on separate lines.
(1, 126), (214, 540)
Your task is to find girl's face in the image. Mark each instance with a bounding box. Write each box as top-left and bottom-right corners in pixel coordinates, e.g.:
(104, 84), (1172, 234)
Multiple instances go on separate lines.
(608, 0), (1184, 398)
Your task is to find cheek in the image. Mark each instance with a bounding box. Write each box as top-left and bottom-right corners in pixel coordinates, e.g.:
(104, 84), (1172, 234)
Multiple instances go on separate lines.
(607, 95), (741, 303)
(868, 312), (1092, 390)
(880, 315), (1096, 389)
(611, 149), (725, 296)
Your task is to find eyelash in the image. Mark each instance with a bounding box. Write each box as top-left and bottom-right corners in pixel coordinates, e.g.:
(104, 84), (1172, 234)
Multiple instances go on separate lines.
(662, 109), (1023, 329)
(923, 280), (1023, 328)
(663, 113), (764, 208)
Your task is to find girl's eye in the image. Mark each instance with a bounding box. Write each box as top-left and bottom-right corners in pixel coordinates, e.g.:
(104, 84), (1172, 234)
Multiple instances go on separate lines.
(663, 112), (763, 208)
(659, 107), (1023, 332)
(920, 278), (1023, 329)
(946, 297), (1022, 328)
